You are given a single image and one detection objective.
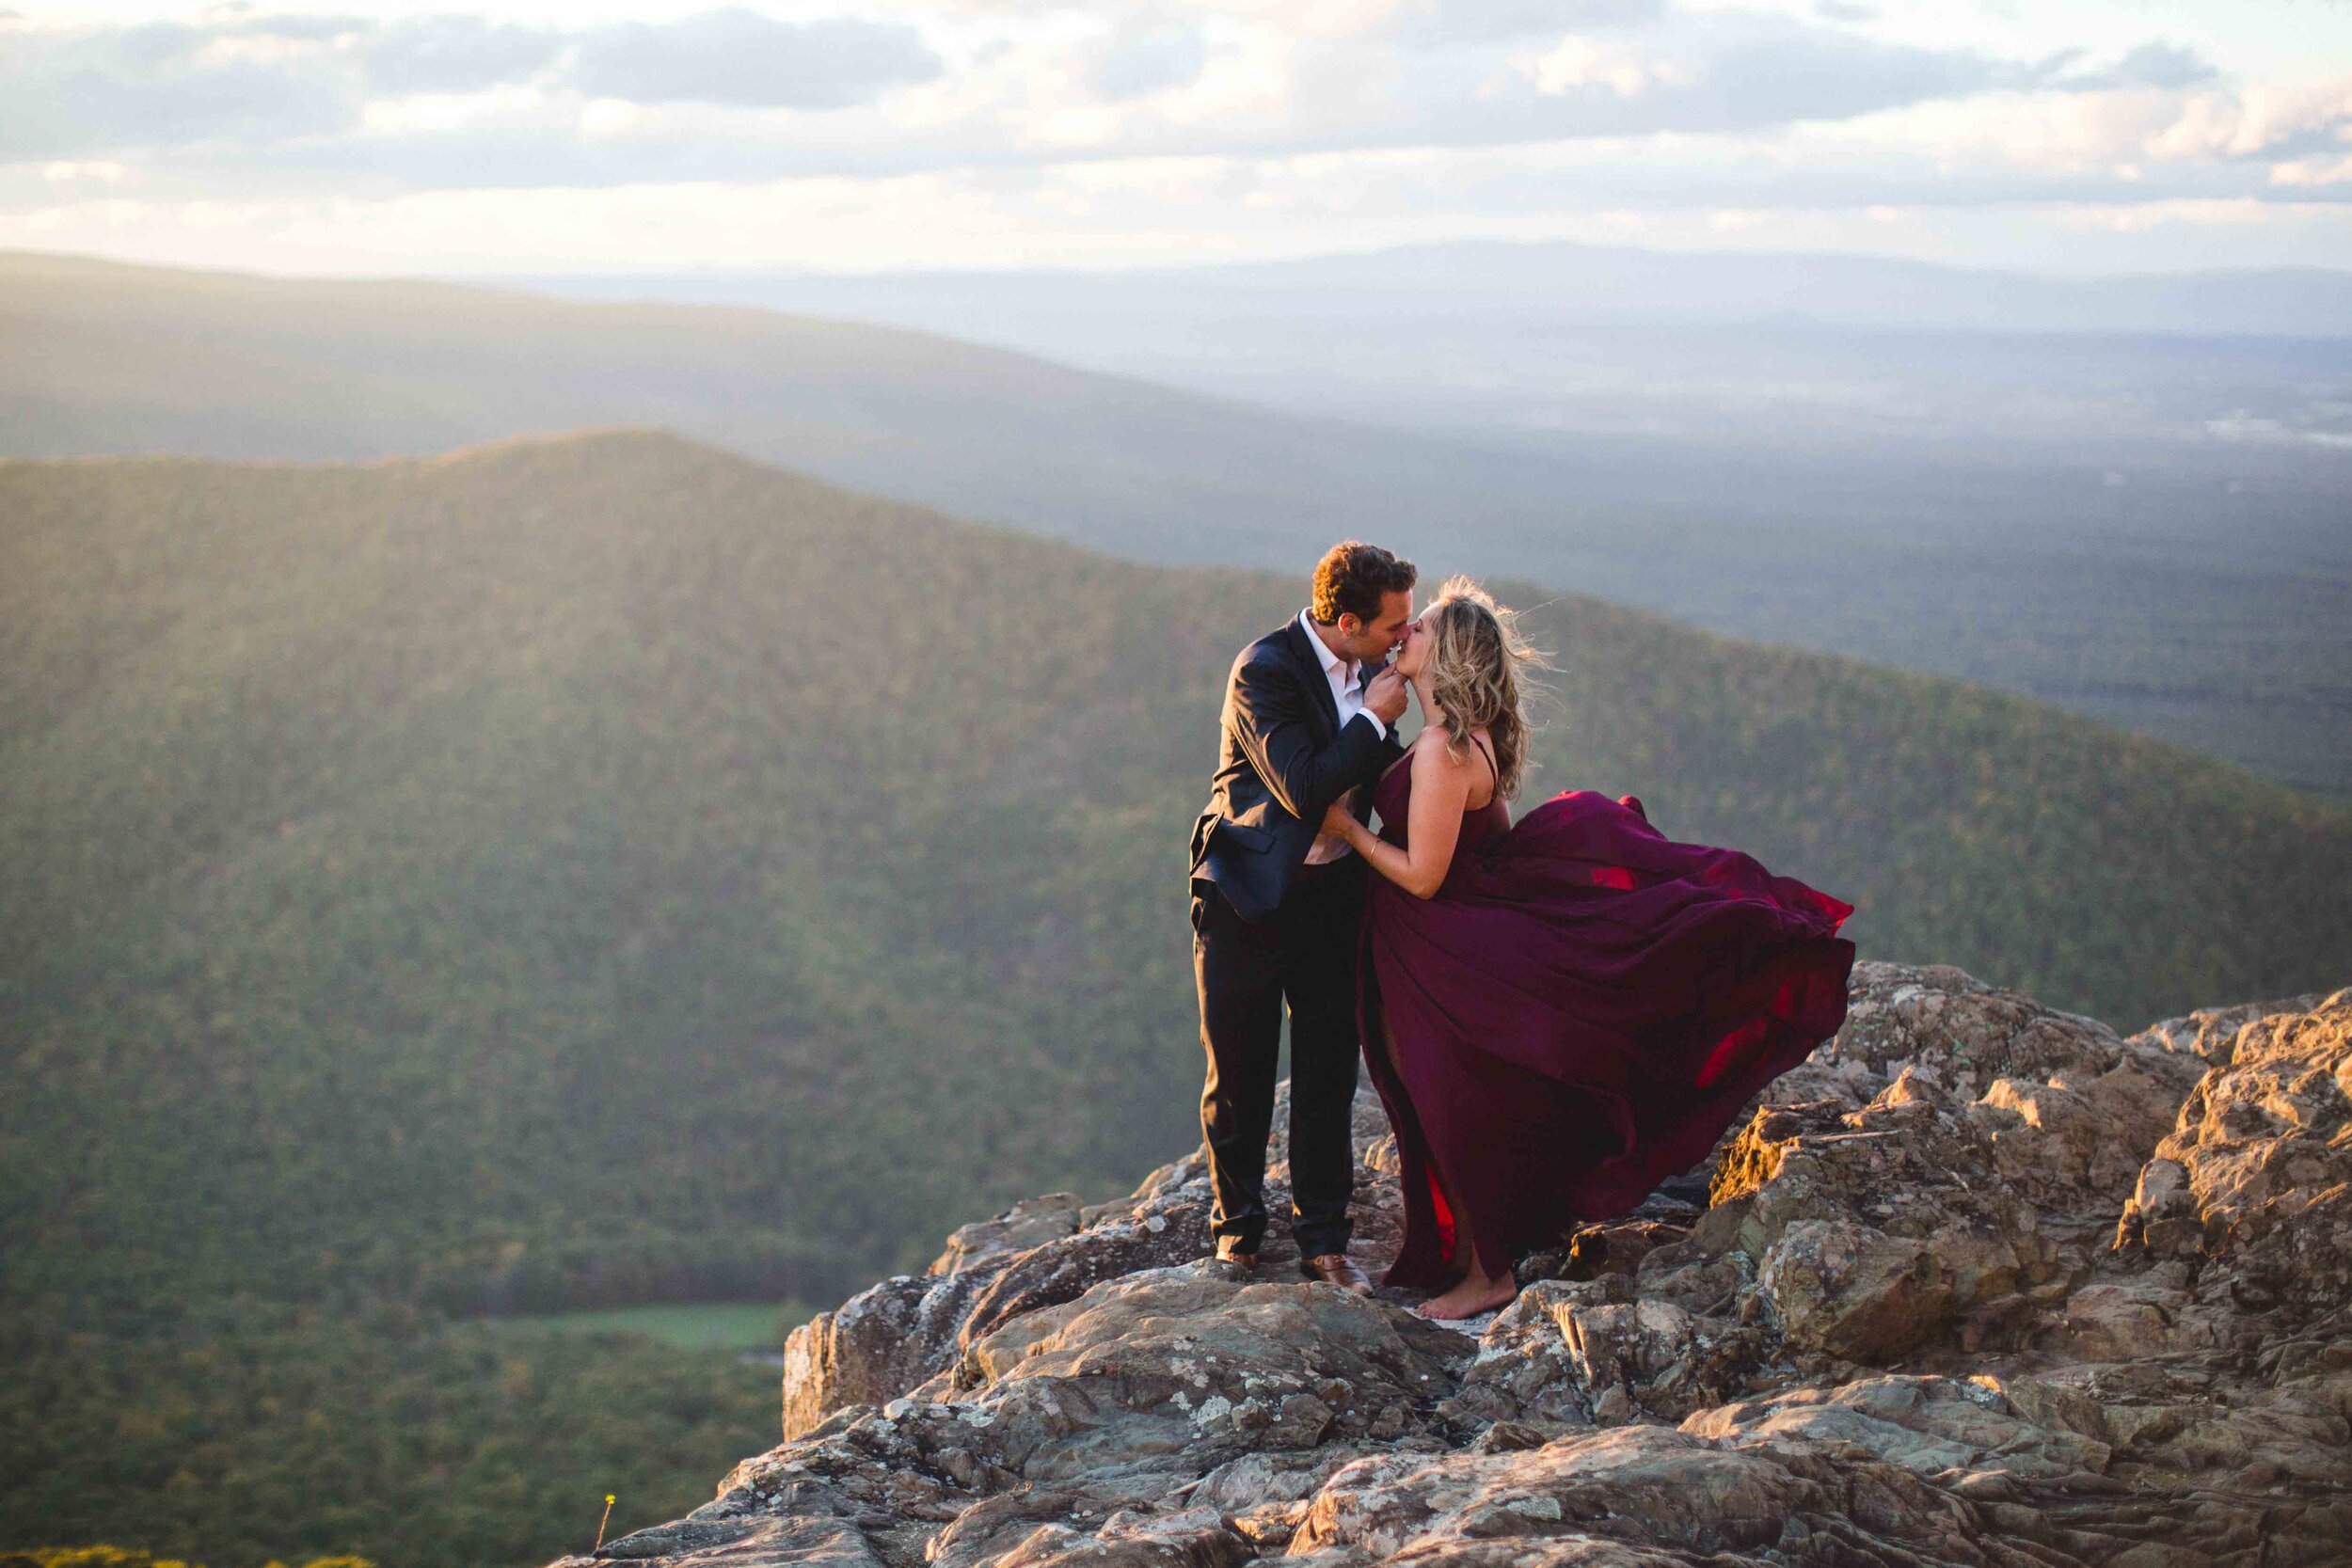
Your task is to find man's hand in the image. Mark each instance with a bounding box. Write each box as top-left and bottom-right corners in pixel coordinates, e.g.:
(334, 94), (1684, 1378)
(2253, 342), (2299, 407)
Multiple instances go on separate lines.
(1365, 664), (1408, 726)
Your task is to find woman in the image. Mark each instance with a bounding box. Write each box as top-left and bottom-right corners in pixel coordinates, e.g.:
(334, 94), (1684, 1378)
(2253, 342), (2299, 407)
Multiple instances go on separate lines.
(1321, 579), (1854, 1319)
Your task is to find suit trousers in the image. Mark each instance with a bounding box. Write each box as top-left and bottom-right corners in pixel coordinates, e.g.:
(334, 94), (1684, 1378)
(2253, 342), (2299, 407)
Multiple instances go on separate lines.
(1191, 859), (1365, 1259)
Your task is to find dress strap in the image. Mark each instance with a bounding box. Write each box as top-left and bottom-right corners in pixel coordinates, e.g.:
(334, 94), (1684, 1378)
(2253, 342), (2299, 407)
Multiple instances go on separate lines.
(1471, 734), (1498, 798)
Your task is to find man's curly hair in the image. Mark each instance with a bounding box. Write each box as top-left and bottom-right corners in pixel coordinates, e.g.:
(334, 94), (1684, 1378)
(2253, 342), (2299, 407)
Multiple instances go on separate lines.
(1310, 541), (1418, 626)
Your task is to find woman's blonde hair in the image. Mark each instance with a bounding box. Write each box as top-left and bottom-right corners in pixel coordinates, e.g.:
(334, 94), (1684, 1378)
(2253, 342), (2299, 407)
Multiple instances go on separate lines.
(1422, 576), (1545, 800)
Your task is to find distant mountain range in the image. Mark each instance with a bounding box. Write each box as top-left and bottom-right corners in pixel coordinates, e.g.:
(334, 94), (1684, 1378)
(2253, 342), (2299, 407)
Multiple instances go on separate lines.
(507, 240), (2352, 458)
(506, 240), (2352, 473)
(1209, 241), (2352, 336)
(5, 249), (2347, 798)
(510, 237), (2352, 339)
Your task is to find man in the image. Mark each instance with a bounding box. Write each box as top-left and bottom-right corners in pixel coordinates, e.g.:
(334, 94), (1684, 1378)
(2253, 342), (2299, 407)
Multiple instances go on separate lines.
(1188, 541), (1416, 1292)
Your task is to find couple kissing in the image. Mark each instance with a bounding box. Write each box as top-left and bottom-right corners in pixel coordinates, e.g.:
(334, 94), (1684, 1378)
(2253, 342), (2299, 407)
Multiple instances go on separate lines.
(1188, 542), (1857, 1320)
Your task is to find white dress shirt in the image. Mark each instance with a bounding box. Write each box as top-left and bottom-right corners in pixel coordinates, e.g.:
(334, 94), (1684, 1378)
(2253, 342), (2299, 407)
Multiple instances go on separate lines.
(1297, 610), (1385, 864)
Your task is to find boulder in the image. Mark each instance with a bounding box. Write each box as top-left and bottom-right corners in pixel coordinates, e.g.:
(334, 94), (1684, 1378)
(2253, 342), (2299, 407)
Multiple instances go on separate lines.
(781, 1259), (1018, 1441)
(2130, 990), (2334, 1068)
(1756, 1219), (1952, 1362)
(1682, 1373), (2112, 1482)
(2115, 990), (2352, 1323)
(1285, 1424), (1993, 1566)
(1706, 965), (2237, 1358)
(1445, 1277), (1766, 1431)
(784, 1084), (1402, 1440)
(930, 1196), (1089, 1277)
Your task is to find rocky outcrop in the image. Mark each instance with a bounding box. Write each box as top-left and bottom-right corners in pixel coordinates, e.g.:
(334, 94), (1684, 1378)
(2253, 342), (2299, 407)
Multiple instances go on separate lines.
(780, 1086), (1400, 1444)
(556, 965), (2352, 1568)
(2115, 992), (2351, 1321)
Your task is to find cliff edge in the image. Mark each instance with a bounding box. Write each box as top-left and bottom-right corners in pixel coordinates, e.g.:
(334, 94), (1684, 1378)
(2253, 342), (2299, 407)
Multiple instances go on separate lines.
(554, 961), (2352, 1568)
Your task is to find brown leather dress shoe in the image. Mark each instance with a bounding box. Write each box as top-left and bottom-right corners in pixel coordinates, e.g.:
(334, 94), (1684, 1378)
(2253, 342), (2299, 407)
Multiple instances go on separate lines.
(1299, 1253), (1374, 1294)
(1213, 1238), (1258, 1275)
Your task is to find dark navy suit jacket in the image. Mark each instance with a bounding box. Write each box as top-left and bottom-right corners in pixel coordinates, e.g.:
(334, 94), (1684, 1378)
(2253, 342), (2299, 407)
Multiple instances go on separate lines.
(1189, 617), (1404, 924)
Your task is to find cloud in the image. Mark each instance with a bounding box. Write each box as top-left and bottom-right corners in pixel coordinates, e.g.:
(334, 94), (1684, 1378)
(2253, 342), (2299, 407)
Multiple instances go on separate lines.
(2144, 78), (2352, 164)
(2110, 41), (2217, 92)
(2035, 40), (2219, 94)
(1192, 10), (2043, 153)
(359, 15), (564, 96)
(0, 16), (361, 158)
(0, 8), (946, 162)
(1526, 37), (1691, 99)
(1087, 17), (1210, 100)
(569, 8), (943, 109)
(0, 4), (2211, 171)
(1656, 14), (2030, 131)
(0, 9), (569, 160)
(4, 0), (2349, 284)
(1386, 0), (1666, 45)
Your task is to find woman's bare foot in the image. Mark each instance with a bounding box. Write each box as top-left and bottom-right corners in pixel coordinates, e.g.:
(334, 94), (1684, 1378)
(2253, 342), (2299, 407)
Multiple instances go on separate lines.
(1406, 1149), (1512, 1320)
(1413, 1272), (1518, 1320)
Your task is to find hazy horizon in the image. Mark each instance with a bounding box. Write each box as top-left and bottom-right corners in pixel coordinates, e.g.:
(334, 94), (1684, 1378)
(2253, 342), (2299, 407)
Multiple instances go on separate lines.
(18, 230), (2352, 288)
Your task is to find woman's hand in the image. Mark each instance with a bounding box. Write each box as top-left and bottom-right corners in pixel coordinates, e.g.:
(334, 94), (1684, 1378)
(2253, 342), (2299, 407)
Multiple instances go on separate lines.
(1322, 799), (1361, 845)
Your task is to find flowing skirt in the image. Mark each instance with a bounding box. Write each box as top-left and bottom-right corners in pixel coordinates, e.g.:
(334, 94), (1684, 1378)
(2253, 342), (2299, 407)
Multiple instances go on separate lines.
(1359, 790), (1853, 1288)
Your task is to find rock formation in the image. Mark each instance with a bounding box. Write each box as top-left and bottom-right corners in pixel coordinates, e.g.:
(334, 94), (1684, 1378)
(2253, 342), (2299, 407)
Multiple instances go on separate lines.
(555, 964), (2352, 1568)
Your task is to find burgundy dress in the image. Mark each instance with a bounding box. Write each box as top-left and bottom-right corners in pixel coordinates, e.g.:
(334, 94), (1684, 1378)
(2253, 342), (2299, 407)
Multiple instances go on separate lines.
(1358, 745), (1854, 1289)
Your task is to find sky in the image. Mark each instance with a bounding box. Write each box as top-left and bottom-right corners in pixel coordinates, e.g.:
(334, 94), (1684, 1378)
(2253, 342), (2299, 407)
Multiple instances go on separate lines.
(5, 0), (2351, 277)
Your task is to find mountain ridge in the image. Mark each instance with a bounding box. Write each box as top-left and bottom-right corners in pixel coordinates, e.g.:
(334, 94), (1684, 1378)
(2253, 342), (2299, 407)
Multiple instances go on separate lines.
(505, 235), (2352, 337)
(8, 249), (2348, 798)
(7, 426), (2346, 1309)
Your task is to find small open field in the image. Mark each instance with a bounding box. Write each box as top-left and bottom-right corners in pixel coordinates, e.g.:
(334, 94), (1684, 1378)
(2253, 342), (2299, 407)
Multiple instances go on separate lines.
(485, 1302), (819, 1354)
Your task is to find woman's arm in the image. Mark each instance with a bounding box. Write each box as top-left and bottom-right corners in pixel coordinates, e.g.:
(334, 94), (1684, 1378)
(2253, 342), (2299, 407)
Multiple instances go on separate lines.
(1322, 736), (1474, 899)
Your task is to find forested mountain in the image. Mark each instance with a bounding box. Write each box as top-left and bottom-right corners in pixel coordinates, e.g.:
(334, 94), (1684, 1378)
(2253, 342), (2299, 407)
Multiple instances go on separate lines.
(7, 428), (2347, 1311)
(5, 431), (2348, 1564)
(4, 251), (2346, 798)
